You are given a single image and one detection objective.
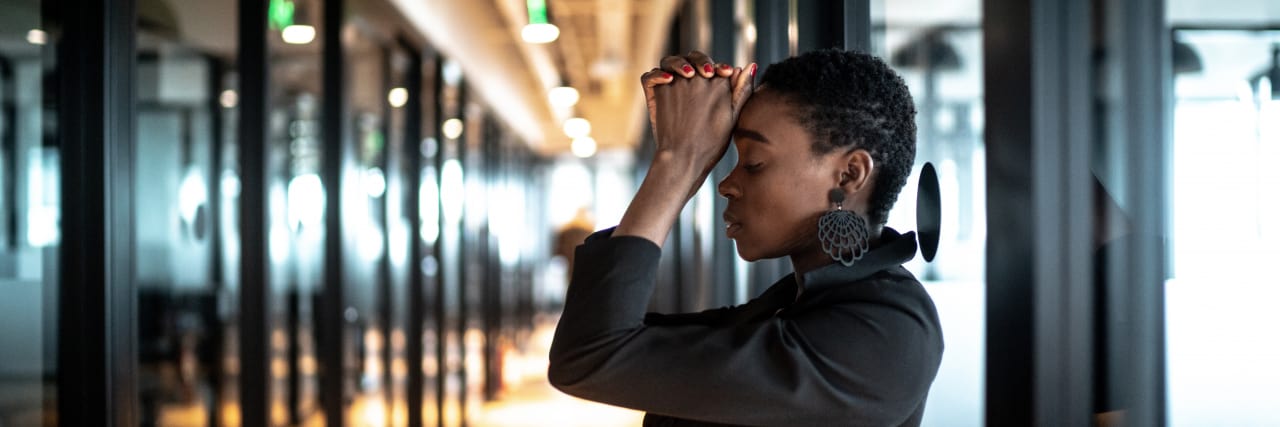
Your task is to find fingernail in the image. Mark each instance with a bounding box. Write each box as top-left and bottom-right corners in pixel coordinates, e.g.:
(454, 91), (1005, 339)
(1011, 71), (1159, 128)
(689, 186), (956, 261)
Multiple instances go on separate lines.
(720, 64), (731, 70)
(662, 72), (672, 79)
(682, 65), (694, 74)
(749, 63), (757, 77)
(703, 64), (713, 74)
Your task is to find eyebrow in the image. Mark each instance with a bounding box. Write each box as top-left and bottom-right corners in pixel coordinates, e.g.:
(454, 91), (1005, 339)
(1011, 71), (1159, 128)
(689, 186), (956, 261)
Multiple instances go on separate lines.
(732, 128), (770, 144)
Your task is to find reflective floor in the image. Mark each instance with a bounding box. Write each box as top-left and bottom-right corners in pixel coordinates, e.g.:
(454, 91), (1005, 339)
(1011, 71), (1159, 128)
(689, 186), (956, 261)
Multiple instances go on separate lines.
(470, 319), (643, 427)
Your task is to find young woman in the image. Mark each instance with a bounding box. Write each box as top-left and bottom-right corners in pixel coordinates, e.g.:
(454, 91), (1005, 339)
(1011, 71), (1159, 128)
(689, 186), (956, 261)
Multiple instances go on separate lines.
(548, 49), (943, 426)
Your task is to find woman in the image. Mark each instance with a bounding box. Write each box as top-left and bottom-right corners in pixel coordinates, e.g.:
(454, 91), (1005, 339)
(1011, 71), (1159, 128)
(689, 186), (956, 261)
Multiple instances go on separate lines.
(548, 49), (943, 426)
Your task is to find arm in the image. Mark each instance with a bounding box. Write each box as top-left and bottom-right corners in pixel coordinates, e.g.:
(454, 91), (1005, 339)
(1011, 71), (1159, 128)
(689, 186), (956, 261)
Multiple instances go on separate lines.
(547, 230), (939, 425)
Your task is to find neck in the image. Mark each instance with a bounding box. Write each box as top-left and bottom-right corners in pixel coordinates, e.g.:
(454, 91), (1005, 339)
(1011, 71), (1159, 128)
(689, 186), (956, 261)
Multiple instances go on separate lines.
(790, 225), (883, 287)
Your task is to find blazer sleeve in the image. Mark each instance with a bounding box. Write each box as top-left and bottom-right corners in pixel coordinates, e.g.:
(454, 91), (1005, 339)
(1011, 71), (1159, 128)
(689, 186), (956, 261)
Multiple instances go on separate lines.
(547, 228), (940, 426)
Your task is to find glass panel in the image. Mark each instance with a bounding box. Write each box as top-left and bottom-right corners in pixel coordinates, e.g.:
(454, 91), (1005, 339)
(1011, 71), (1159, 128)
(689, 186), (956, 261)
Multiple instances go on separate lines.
(133, 1), (239, 425)
(340, 2), (396, 423)
(1164, 15), (1280, 425)
(874, 1), (985, 426)
(0, 0), (57, 424)
(384, 44), (411, 427)
(267, 0), (325, 422)
(437, 58), (466, 427)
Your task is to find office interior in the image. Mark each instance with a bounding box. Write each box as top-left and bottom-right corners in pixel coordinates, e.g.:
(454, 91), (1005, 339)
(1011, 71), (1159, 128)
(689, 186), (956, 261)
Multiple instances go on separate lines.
(0, 0), (1278, 425)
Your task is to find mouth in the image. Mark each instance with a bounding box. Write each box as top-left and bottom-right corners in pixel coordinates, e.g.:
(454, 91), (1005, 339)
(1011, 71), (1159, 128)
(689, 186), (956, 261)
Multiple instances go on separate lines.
(723, 211), (742, 238)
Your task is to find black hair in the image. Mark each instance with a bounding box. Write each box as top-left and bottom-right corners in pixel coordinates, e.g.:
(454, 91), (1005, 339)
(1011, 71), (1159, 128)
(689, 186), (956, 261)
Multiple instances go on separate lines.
(759, 49), (917, 226)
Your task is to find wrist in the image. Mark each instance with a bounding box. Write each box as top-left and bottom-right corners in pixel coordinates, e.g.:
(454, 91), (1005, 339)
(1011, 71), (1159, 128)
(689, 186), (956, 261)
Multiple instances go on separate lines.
(649, 149), (704, 186)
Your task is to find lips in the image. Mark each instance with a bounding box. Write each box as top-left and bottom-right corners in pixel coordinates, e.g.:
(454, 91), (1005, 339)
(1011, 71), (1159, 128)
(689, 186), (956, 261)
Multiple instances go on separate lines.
(723, 211), (743, 238)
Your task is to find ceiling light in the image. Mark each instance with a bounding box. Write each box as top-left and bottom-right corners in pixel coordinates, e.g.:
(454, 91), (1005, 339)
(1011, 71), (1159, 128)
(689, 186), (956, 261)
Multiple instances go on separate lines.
(522, 23), (559, 44)
(571, 137), (597, 158)
(26, 29), (46, 45)
(363, 167), (386, 198)
(388, 87), (409, 108)
(282, 24), (316, 45)
(442, 60), (463, 86)
(549, 86), (579, 108)
(522, 0), (558, 44)
(219, 89), (238, 108)
(442, 118), (464, 140)
(563, 118), (591, 139)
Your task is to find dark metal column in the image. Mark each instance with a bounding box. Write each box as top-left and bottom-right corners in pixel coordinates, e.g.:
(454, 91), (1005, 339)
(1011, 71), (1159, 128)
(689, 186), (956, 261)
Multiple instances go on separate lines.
(55, 0), (138, 422)
(753, 0), (790, 77)
(796, 0), (872, 65)
(1029, 0), (1095, 422)
(404, 41), (426, 427)
(204, 55), (227, 427)
(1100, 0), (1169, 424)
(983, 0), (1096, 424)
(981, 3), (1034, 423)
(234, 0), (269, 424)
(843, 0), (871, 53)
(431, 54), (448, 427)
(453, 79), (470, 426)
(321, 0), (347, 423)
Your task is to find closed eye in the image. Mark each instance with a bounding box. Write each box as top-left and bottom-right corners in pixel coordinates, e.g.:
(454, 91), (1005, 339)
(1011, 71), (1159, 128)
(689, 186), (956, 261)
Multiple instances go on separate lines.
(742, 162), (763, 173)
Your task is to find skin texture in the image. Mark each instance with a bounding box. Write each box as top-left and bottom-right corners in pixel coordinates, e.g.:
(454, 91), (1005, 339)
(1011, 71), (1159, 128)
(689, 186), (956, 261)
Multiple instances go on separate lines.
(621, 51), (883, 283)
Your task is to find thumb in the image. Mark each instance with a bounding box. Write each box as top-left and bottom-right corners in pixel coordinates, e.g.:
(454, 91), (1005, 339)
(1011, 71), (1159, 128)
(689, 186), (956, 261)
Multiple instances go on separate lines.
(730, 63), (756, 118)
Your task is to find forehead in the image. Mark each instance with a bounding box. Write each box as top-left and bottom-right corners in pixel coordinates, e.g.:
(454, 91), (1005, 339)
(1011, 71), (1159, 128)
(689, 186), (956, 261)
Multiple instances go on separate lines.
(734, 89), (812, 148)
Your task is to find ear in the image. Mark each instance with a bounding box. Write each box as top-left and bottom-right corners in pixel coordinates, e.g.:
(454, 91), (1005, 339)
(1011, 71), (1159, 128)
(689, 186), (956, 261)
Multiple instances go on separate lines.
(835, 149), (875, 196)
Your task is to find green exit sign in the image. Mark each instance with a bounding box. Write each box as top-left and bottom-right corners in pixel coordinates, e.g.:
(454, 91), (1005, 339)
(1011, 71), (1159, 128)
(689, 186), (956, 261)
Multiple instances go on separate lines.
(269, 0), (295, 30)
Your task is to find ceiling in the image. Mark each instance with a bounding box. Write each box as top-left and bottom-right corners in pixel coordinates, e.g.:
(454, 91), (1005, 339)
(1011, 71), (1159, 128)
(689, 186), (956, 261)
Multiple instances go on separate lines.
(386, 0), (680, 155)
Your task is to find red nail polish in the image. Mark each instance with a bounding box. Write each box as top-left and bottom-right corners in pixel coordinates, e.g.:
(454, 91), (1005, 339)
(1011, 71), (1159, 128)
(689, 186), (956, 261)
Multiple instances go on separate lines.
(720, 64), (731, 70)
(682, 65), (693, 74)
(750, 64), (757, 77)
(703, 64), (713, 74)
(662, 72), (672, 79)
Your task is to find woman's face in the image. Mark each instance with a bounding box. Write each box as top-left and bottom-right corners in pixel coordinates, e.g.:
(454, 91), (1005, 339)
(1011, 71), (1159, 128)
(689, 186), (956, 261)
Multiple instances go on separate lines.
(718, 89), (858, 263)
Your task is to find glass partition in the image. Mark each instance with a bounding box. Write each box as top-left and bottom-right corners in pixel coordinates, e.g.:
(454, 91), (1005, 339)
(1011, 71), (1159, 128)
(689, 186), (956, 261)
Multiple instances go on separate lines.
(874, 1), (985, 425)
(266, 0), (326, 421)
(1163, 23), (1280, 426)
(133, 1), (241, 425)
(0, 0), (58, 424)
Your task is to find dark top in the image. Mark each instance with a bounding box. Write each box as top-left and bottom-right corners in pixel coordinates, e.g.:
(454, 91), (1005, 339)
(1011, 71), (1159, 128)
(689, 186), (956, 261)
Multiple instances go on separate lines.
(548, 227), (944, 426)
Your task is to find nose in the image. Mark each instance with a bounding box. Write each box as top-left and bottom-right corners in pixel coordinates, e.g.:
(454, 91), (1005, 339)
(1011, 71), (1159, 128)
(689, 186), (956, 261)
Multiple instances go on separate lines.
(717, 169), (740, 200)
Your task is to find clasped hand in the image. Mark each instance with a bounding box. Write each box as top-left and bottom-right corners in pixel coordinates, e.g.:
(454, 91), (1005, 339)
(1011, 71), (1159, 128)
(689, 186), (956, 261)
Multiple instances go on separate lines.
(641, 51), (755, 187)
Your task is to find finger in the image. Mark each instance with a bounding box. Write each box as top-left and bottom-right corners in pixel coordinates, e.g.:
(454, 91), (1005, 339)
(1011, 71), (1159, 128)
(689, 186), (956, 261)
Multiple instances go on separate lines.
(660, 55), (696, 78)
(683, 50), (716, 78)
(730, 63), (757, 115)
(715, 62), (734, 78)
(640, 68), (675, 89)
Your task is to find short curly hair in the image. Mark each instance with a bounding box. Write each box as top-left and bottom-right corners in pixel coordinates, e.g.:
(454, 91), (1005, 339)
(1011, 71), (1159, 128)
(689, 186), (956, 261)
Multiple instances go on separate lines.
(759, 49), (917, 226)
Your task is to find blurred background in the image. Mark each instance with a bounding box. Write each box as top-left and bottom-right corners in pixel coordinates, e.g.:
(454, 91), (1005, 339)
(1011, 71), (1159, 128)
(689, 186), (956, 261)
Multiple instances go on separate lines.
(0, 0), (1277, 426)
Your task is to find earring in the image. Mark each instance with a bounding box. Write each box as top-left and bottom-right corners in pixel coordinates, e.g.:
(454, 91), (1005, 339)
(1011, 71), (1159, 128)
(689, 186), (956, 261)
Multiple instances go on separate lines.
(818, 188), (870, 267)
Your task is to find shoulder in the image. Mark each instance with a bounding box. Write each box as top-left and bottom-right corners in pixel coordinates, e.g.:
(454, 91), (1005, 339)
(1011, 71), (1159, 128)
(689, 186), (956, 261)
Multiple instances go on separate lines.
(793, 266), (939, 326)
(785, 266), (944, 364)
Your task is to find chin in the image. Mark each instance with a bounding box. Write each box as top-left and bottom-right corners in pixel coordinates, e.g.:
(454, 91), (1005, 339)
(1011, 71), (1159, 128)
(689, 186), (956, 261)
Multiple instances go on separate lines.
(733, 241), (762, 261)
(732, 240), (778, 262)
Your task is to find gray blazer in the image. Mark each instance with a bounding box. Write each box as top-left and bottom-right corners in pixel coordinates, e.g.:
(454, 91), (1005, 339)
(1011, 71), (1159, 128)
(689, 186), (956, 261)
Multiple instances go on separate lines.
(549, 227), (944, 426)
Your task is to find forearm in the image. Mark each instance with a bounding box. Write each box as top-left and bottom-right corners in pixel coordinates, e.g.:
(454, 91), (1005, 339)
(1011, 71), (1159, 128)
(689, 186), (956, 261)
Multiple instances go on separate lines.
(614, 150), (704, 247)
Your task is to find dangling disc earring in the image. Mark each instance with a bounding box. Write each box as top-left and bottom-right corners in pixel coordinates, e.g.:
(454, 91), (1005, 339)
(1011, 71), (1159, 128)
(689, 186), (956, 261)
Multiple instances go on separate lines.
(818, 189), (870, 267)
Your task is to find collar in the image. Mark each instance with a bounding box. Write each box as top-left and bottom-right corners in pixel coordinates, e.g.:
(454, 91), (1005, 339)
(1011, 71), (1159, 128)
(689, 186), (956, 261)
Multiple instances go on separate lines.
(797, 226), (919, 295)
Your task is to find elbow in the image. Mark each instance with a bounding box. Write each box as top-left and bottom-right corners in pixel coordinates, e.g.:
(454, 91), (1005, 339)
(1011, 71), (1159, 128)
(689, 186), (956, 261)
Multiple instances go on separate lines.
(545, 353), (572, 389)
(546, 341), (584, 392)
(546, 354), (590, 398)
